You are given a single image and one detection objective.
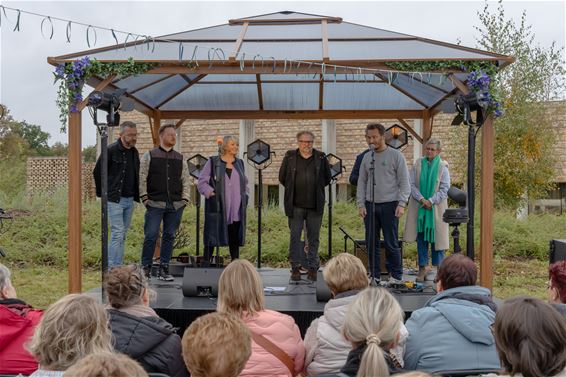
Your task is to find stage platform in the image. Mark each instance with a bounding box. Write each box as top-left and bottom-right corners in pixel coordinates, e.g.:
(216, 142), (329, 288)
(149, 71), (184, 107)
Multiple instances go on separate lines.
(91, 268), (437, 337)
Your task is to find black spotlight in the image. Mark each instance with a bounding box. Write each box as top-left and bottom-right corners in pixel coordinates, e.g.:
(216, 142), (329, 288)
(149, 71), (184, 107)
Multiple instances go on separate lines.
(385, 124), (408, 149)
(88, 88), (134, 127)
(246, 139), (271, 165)
(187, 154), (208, 179)
(326, 153), (343, 180)
(451, 92), (486, 126)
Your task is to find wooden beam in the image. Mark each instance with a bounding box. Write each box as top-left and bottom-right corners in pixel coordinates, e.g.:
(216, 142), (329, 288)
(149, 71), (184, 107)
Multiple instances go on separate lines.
(175, 118), (187, 129)
(229, 22), (248, 61)
(256, 74), (264, 110)
(480, 115), (495, 290)
(319, 75), (324, 110)
(449, 74), (470, 95)
(422, 110), (432, 141)
(397, 118), (423, 145)
(68, 110), (82, 293)
(77, 75), (117, 112)
(160, 109), (423, 120)
(321, 19), (330, 62)
(429, 87), (459, 115)
(155, 74), (207, 109)
(152, 111), (161, 147)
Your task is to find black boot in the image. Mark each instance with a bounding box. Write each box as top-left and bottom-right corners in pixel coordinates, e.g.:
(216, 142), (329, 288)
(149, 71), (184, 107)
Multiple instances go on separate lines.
(142, 265), (152, 280)
(158, 264), (174, 281)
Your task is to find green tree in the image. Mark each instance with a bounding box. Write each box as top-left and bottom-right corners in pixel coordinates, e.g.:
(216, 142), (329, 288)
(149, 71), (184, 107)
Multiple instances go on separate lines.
(82, 145), (97, 162)
(474, 1), (566, 207)
(13, 122), (51, 156)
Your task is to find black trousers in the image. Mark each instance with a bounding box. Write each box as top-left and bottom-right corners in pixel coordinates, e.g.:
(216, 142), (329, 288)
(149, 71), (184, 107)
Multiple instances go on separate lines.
(204, 221), (241, 262)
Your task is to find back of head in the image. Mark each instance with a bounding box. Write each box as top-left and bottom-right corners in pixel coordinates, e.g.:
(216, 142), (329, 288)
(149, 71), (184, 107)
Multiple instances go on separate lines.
(323, 253), (368, 295)
(28, 294), (112, 371)
(549, 261), (566, 303)
(342, 287), (404, 377)
(437, 253), (477, 290)
(494, 296), (566, 377)
(62, 352), (148, 377)
(217, 259), (264, 317)
(103, 265), (147, 309)
(0, 262), (13, 298)
(182, 312), (251, 377)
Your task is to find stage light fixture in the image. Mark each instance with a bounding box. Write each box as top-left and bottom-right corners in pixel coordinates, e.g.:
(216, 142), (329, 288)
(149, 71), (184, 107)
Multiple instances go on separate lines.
(326, 153), (343, 180)
(87, 88), (134, 127)
(246, 139), (271, 165)
(451, 92), (486, 126)
(385, 124), (408, 149)
(187, 154), (208, 179)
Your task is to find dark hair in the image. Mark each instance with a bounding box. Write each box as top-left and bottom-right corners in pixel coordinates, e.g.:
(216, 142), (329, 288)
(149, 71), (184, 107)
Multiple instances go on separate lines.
(436, 254), (477, 289)
(365, 123), (385, 136)
(549, 261), (566, 303)
(296, 130), (314, 140)
(103, 265), (147, 309)
(493, 296), (566, 377)
(158, 124), (176, 135)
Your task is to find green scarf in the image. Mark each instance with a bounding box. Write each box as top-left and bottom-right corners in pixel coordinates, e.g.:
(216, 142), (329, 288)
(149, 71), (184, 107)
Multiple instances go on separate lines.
(417, 155), (441, 243)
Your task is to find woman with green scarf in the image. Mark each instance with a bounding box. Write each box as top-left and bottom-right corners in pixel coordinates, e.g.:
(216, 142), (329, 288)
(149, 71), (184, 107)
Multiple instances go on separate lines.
(404, 139), (451, 282)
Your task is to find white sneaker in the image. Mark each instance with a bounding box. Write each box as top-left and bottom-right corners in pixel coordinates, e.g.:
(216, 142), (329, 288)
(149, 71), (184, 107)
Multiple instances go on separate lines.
(389, 277), (404, 285)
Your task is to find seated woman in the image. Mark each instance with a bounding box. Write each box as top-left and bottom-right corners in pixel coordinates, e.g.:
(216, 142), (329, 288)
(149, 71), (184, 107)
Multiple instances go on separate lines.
(549, 261), (566, 318)
(63, 352), (149, 377)
(404, 254), (499, 373)
(485, 296), (566, 377)
(198, 135), (248, 264)
(104, 265), (188, 377)
(27, 294), (113, 377)
(217, 259), (305, 377)
(0, 263), (43, 375)
(315, 287), (406, 377)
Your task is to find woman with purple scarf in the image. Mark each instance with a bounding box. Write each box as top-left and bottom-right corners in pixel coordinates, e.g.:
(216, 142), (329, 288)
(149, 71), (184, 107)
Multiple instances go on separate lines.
(198, 135), (248, 263)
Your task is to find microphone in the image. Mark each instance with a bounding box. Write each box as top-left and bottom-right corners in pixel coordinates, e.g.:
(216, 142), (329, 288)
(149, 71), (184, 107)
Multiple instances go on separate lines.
(216, 136), (223, 156)
(369, 144), (376, 153)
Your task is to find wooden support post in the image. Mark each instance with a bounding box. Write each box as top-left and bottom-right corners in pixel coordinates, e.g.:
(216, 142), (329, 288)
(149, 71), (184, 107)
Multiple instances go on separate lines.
(152, 111), (161, 147)
(68, 111), (82, 293)
(480, 115), (495, 290)
(422, 110), (432, 142)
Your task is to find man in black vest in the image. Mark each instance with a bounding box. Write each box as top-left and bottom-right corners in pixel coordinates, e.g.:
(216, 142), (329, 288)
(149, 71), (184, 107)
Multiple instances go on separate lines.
(279, 131), (331, 282)
(139, 124), (190, 280)
(93, 121), (140, 268)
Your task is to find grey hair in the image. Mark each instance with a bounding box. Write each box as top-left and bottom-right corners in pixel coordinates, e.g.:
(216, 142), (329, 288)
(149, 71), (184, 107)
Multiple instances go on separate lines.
(0, 263), (12, 295)
(426, 138), (442, 151)
(119, 121), (136, 134)
(220, 135), (239, 154)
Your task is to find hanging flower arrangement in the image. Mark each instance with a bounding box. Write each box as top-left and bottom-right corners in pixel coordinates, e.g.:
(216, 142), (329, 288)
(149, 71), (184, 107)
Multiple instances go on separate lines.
(53, 57), (157, 131)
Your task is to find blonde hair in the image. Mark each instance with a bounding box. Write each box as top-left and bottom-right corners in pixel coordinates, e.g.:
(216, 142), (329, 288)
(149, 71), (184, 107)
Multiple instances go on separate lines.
(104, 265), (147, 309)
(342, 287), (404, 377)
(393, 372), (434, 377)
(28, 294), (113, 371)
(323, 253), (368, 295)
(182, 312), (251, 377)
(220, 135), (239, 155)
(217, 259), (264, 317)
(62, 352), (148, 377)
(0, 263), (12, 296)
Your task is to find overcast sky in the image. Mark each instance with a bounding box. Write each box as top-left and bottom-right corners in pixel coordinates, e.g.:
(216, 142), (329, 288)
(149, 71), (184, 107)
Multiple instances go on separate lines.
(0, 0), (564, 147)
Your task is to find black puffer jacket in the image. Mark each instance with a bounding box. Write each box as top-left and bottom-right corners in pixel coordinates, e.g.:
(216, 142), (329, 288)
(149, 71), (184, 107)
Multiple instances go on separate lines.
(107, 309), (188, 377)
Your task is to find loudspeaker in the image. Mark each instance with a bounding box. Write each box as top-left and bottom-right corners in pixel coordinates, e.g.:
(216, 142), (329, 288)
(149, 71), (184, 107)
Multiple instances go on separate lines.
(353, 240), (403, 275)
(182, 267), (223, 297)
(315, 270), (332, 302)
(550, 239), (566, 264)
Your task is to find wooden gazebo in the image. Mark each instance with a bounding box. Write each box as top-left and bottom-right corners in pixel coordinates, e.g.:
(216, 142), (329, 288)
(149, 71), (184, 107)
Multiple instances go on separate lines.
(47, 11), (514, 293)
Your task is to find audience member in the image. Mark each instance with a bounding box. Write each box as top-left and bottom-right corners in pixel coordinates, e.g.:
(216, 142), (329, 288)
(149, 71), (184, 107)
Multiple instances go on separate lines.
(217, 259), (305, 377)
(316, 287), (405, 377)
(393, 373), (433, 377)
(0, 263), (43, 375)
(484, 296), (566, 377)
(104, 265), (188, 377)
(62, 352), (149, 377)
(404, 254), (499, 373)
(182, 312), (252, 377)
(27, 294), (113, 377)
(549, 261), (566, 318)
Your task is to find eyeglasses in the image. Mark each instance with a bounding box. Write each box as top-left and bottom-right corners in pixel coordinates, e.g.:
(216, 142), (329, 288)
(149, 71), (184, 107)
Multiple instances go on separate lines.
(426, 148), (437, 152)
(298, 140), (313, 144)
(489, 322), (495, 334)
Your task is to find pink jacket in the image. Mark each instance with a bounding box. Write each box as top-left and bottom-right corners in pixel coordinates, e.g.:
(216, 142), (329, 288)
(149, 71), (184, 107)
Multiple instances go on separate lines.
(240, 309), (305, 377)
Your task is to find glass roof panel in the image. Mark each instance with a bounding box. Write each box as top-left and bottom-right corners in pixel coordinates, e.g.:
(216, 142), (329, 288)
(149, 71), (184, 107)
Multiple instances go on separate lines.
(238, 41), (322, 60)
(328, 40), (498, 61)
(245, 24), (322, 39)
(160, 84), (259, 110)
(200, 74), (257, 82)
(113, 74), (169, 92)
(133, 76), (189, 107)
(161, 24), (241, 40)
(327, 22), (413, 39)
(323, 82), (424, 110)
(387, 72), (449, 107)
(262, 83), (319, 110)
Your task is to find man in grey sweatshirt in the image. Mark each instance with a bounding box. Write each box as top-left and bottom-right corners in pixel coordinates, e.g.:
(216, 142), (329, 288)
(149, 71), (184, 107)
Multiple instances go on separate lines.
(356, 123), (410, 282)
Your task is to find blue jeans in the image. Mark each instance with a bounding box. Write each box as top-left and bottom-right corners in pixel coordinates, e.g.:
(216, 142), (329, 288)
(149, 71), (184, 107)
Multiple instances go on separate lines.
(288, 207), (322, 269)
(417, 232), (445, 267)
(108, 197), (135, 268)
(141, 204), (185, 267)
(364, 201), (403, 280)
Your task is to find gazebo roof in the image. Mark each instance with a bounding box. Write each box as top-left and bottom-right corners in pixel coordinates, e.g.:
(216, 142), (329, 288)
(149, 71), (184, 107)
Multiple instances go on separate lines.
(48, 11), (513, 119)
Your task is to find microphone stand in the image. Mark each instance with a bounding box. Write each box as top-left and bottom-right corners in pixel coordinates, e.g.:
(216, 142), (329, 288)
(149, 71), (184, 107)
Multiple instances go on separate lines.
(214, 145), (222, 266)
(369, 146), (377, 282)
